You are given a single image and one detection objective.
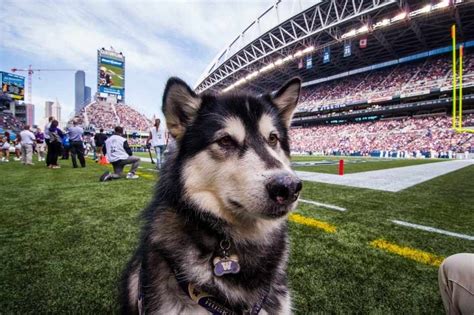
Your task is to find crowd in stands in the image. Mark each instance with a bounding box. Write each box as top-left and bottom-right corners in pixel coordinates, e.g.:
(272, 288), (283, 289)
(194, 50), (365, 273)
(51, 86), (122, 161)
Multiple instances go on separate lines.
(74, 101), (152, 132)
(115, 104), (151, 132)
(290, 114), (474, 158)
(298, 53), (474, 112)
(0, 112), (24, 131)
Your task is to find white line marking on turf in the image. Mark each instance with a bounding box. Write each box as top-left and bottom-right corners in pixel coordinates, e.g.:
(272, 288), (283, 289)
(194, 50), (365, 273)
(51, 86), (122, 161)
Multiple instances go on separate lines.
(392, 220), (474, 241)
(299, 199), (347, 212)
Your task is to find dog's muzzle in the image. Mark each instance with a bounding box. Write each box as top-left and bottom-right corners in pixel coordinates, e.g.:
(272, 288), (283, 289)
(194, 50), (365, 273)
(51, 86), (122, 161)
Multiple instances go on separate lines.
(266, 173), (303, 205)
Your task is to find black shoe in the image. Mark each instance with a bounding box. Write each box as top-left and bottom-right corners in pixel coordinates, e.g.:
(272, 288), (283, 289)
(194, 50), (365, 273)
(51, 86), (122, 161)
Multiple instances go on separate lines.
(99, 171), (111, 182)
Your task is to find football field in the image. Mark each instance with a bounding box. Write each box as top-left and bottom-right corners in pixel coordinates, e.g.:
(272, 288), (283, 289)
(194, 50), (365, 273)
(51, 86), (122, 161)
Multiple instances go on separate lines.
(0, 157), (473, 313)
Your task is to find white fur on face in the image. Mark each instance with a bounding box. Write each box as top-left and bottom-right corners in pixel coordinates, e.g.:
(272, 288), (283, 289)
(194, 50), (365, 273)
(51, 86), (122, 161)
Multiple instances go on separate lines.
(223, 117), (246, 144)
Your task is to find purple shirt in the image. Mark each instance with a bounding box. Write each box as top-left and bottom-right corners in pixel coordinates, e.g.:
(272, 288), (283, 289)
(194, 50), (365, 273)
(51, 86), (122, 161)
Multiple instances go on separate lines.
(35, 132), (45, 143)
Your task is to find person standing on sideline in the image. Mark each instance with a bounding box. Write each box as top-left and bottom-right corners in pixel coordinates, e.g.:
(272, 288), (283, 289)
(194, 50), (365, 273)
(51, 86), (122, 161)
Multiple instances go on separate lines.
(19, 125), (36, 165)
(67, 120), (86, 168)
(99, 126), (140, 181)
(48, 120), (64, 169)
(44, 116), (54, 167)
(146, 118), (168, 169)
(94, 128), (107, 162)
(35, 128), (46, 162)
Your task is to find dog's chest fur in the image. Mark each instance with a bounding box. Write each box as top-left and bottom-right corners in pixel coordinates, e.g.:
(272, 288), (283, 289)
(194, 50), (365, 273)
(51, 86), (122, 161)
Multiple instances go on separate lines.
(139, 208), (290, 313)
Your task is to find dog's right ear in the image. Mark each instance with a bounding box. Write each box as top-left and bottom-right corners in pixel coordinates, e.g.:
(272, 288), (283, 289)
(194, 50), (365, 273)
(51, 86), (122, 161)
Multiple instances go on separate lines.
(162, 77), (202, 140)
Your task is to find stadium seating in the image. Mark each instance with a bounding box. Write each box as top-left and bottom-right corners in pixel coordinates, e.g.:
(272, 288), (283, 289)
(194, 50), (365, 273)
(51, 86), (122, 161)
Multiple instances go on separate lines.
(290, 114), (474, 157)
(73, 101), (152, 132)
(298, 53), (474, 112)
(0, 112), (24, 131)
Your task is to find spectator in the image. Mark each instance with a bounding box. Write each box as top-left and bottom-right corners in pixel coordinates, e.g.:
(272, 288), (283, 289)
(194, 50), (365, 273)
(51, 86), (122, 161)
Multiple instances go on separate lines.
(0, 132), (11, 162)
(19, 125), (36, 165)
(67, 120), (86, 168)
(94, 128), (108, 162)
(44, 116), (54, 167)
(147, 118), (168, 170)
(48, 120), (64, 169)
(35, 128), (46, 162)
(100, 126), (140, 181)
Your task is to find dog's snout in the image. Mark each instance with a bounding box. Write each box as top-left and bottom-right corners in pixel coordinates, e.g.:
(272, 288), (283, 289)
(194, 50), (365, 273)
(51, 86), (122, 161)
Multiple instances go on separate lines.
(266, 174), (303, 205)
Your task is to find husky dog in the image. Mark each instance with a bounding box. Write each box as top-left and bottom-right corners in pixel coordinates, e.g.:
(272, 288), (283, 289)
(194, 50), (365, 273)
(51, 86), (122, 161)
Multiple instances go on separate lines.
(120, 77), (303, 314)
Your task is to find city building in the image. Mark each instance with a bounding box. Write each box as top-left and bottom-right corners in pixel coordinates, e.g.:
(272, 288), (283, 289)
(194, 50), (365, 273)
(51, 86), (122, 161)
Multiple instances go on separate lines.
(84, 86), (91, 105)
(26, 104), (34, 126)
(75, 70), (85, 113)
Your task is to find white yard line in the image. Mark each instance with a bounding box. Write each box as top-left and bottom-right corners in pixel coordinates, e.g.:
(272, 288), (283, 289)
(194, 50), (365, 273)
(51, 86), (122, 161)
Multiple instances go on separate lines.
(392, 220), (474, 241)
(299, 199), (347, 212)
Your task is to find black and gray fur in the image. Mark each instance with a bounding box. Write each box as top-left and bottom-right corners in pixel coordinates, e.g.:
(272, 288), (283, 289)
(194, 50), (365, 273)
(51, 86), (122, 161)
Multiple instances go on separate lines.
(119, 77), (302, 314)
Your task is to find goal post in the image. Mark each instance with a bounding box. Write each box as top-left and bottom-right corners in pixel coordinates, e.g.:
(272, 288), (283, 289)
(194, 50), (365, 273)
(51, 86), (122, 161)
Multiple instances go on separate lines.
(452, 25), (474, 134)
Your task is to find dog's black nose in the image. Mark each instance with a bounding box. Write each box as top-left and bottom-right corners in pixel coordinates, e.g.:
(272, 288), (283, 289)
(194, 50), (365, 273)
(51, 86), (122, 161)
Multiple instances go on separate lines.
(266, 174), (303, 205)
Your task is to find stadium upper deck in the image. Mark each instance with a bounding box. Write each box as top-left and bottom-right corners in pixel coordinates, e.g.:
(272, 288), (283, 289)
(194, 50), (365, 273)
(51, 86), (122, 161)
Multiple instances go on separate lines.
(195, 0), (474, 95)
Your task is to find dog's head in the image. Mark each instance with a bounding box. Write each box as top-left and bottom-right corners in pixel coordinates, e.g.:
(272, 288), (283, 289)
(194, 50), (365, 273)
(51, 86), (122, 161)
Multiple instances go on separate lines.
(162, 77), (302, 223)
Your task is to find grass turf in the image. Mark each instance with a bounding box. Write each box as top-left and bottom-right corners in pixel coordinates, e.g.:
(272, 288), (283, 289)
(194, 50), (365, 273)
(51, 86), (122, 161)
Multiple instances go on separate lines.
(0, 157), (472, 313)
(293, 158), (443, 174)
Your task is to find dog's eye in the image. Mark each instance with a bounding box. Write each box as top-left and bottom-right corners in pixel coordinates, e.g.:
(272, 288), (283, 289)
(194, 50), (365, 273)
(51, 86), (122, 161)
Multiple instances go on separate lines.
(217, 135), (234, 147)
(268, 133), (279, 146)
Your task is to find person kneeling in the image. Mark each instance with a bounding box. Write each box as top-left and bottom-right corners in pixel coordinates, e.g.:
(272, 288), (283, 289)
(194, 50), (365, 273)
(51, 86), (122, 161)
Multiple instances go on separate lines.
(100, 126), (140, 181)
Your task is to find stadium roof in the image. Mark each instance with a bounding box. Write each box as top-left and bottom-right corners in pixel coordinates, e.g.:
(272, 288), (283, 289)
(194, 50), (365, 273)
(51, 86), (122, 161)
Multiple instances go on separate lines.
(195, 0), (474, 95)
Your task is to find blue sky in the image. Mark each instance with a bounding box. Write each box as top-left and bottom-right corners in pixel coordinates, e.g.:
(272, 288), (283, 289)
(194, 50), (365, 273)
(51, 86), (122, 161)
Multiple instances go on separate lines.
(0, 0), (274, 124)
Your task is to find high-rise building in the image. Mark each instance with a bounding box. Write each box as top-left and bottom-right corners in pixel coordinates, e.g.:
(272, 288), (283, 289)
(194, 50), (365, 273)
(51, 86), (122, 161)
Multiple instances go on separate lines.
(75, 70), (85, 113)
(84, 86), (91, 105)
(26, 104), (35, 126)
(45, 101), (54, 118)
(52, 99), (61, 123)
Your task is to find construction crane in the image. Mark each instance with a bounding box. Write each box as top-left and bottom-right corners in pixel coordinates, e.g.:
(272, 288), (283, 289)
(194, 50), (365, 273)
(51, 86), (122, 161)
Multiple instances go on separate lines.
(11, 65), (79, 104)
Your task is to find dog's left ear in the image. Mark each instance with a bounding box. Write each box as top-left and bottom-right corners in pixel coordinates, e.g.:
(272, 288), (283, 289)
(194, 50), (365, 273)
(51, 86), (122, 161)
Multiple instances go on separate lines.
(162, 77), (202, 140)
(271, 77), (301, 128)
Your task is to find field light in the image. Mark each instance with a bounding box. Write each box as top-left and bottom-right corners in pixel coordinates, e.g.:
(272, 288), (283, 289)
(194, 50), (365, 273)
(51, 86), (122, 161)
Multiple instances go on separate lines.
(274, 58), (284, 66)
(356, 25), (369, 34)
(260, 63), (275, 72)
(421, 4), (432, 13)
(391, 12), (407, 22)
(283, 55), (294, 62)
(294, 50), (304, 57)
(302, 46), (315, 53)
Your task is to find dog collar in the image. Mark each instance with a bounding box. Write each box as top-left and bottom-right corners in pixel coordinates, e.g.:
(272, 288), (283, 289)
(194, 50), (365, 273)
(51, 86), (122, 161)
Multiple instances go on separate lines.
(174, 269), (269, 315)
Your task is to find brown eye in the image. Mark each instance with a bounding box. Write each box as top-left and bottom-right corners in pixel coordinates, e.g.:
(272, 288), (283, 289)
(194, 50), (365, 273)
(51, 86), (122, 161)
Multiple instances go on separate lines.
(268, 133), (279, 146)
(217, 135), (233, 147)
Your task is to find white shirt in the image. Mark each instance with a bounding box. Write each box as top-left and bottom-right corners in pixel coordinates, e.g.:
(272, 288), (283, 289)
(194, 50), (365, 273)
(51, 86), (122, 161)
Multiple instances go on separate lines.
(150, 127), (166, 146)
(105, 135), (129, 163)
(20, 130), (36, 145)
(44, 123), (51, 139)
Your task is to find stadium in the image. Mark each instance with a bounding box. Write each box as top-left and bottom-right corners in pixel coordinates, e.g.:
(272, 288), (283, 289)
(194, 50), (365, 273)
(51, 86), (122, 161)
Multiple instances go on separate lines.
(1, 0), (473, 314)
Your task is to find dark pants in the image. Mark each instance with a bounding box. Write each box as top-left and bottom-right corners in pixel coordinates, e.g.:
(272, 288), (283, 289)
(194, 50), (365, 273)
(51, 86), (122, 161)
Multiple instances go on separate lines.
(110, 156), (140, 179)
(70, 141), (85, 168)
(46, 139), (52, 166)
(49, 141), (62, 166)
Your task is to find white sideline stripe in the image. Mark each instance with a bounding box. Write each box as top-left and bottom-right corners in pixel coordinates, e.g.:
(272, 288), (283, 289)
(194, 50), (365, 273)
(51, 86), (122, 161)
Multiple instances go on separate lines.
(392, 220), (474, 241)
(299, 199), (347, 212)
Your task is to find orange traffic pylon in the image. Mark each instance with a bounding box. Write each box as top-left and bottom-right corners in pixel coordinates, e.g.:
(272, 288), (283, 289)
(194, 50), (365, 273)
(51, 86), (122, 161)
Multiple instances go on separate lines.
(98, 155), (109, 165)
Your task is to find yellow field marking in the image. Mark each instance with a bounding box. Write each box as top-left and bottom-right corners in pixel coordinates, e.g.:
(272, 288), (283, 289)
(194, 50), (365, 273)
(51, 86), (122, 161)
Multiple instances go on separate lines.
(135, 171), (155, 180)
(370, 239), (444, 267)
(289, 213), (336, 233)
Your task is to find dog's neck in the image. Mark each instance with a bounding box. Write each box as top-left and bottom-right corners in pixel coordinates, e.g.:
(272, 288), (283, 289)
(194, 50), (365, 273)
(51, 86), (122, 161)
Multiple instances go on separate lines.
(177, 201), (287, 245)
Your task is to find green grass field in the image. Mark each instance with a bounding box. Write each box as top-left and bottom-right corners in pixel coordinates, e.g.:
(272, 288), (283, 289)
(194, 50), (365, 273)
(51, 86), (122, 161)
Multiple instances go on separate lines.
(1, 157), (473, 313)
(293, 158), (443, 174)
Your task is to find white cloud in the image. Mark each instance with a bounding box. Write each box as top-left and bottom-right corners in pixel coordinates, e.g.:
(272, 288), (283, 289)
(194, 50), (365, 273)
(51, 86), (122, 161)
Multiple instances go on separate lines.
(1, 0), (275, 121)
